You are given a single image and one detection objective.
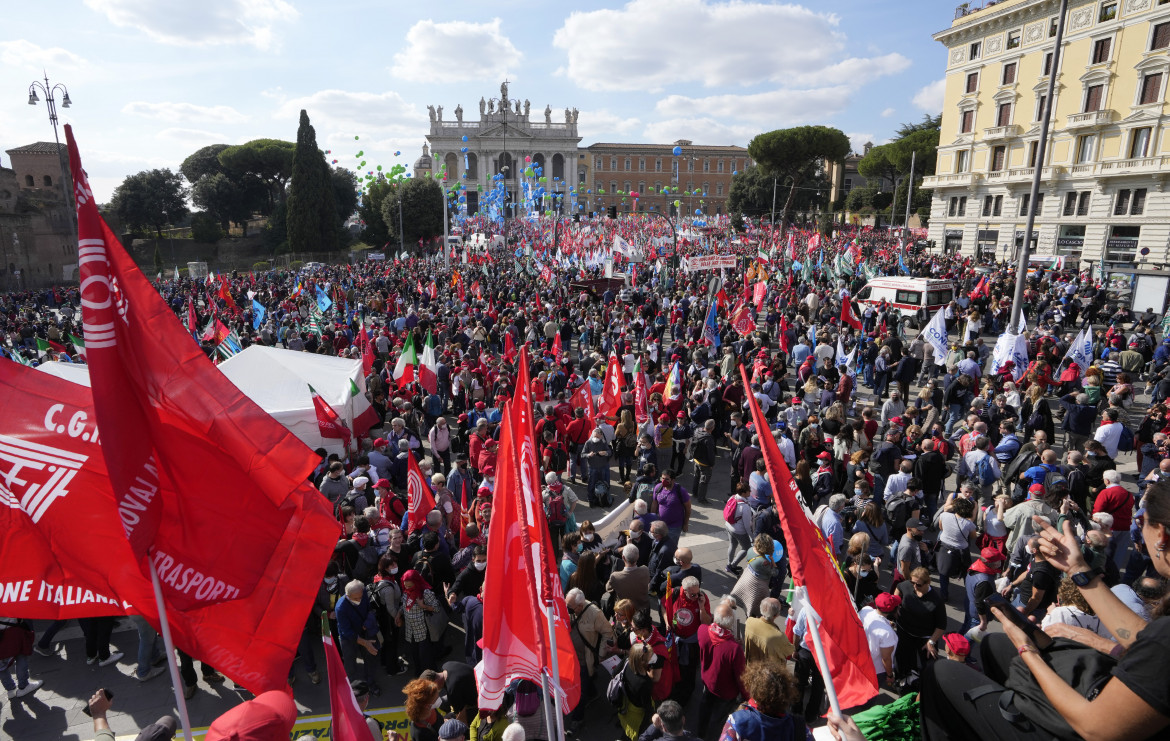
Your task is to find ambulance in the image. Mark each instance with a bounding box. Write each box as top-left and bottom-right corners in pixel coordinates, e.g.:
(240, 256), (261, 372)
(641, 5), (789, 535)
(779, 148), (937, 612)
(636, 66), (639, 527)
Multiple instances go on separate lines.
(853, 277), (956, 328)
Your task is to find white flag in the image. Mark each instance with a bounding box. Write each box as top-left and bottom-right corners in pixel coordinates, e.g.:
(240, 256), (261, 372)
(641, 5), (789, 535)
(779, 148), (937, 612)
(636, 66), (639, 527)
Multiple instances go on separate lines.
(924, 306), (949, 366)
(836, 337), (850, 367)
(1065, 326), (1093, 377)
(990, 332), (1015, 376)
(1017, 312), (1028, 334)
(613, 234), (632, 256)
(1011, 333), (1030, 380)
(963, 319), (976, 343)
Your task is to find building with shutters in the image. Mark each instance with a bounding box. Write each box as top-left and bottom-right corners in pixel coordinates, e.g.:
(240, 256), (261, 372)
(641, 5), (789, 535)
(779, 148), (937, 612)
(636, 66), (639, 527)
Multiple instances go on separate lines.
(924, 0), (1170, 270)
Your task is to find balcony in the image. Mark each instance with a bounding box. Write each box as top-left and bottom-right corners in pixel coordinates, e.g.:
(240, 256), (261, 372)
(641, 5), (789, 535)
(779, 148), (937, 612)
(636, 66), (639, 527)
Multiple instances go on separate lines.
(983, 124), (1020, 141)
(1065, 110), (1114, 128)
(921, 172), (975, 189)
(1097, 155), (1170, 177)
(1004, 166), (1062, 182)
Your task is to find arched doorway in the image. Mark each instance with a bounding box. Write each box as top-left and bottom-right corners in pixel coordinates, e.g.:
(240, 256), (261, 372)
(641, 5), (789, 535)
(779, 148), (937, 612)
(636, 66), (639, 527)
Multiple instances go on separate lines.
(552, 153), (565, 180)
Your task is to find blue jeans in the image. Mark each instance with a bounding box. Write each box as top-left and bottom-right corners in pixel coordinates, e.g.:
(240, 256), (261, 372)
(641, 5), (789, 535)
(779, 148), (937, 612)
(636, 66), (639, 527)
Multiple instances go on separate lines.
(133, 615), (164, 678)
(0, 655), (29, 691)
(944, 403), (964, 436)
(863, 363), (875, 388)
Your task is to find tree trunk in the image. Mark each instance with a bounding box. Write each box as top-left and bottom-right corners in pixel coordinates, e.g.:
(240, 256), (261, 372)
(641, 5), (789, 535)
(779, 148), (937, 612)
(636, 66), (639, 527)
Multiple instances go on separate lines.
(780, 177), (800, 234)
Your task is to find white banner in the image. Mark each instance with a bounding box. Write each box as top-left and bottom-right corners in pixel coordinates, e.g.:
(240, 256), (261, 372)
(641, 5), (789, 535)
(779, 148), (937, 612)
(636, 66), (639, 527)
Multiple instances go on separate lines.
(924, 306), (949, 366)
(683, 254), (737, 272)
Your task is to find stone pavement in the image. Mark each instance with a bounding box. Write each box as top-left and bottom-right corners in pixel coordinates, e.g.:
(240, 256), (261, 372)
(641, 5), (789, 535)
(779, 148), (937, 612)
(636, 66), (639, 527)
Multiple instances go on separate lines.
(2, 358), (1146, 741)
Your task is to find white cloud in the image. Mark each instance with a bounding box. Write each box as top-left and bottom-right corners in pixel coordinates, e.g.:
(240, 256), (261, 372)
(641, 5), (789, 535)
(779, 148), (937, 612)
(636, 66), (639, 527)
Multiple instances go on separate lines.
(553, 0), (906, 93)
(881, 107), (896, 118)
(846, 132), (875, 155)
(390, 19), (521, 83)
(123, 101), (249, 124)
(655, 87), (852, 126)
(642, 118), (755, 146)
(83, 0), (297, 49)
(912, 79), (946, 113)
(577, 109), (642, 139)
(0, 40), (87, 72)
(275, 89), (426, 136)
(156, 127), (229, 144)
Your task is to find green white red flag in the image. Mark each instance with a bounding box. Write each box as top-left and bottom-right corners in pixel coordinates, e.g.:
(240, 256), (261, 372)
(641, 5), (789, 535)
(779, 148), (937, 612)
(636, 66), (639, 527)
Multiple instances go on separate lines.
(419, 330), (439, 394)
(393, 334), (417, 388)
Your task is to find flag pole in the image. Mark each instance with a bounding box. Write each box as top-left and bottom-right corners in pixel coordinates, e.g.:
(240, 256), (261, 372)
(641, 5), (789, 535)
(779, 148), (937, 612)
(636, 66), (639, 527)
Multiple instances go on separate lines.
(543, 602), (567, 741)
(799, 586), (842, 717)
(149, 558), (195, 741)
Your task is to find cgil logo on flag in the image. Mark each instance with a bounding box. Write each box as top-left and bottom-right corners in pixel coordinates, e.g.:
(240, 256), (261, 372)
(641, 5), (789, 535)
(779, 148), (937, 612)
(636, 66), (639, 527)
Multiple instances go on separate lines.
(0, 433), (88, 523)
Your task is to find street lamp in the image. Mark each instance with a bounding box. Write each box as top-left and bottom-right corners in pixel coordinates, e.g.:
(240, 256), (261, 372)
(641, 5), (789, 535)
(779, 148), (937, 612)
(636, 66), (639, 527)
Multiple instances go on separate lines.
(27, 73), (75, 232)
(486, 81), (512, 244)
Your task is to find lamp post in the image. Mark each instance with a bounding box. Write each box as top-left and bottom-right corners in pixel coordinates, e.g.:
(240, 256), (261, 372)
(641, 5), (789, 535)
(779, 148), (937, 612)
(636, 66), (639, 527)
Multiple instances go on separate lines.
(27, 72), (75, 234)
(486, 81), (511, 244)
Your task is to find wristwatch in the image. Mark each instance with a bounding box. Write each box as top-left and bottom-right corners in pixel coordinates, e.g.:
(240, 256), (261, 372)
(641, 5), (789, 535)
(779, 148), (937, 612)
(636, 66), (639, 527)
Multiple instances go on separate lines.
(1070, 569), (1101, 588)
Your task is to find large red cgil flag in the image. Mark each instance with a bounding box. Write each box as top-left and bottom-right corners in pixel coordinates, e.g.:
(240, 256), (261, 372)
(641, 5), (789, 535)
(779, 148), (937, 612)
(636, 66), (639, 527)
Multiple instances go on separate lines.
(597, 353), (624, 421)
(0, 352), (339, 693)
(406, 452), (436, 533)
(478, 347), (580, 711)
(739, 364), (878, 710)
(840, 299), (862, 330)
(63, 126), (338, 691)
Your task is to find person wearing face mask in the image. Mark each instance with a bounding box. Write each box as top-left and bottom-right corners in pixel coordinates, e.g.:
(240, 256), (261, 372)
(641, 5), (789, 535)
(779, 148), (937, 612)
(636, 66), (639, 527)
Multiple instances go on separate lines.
(335, 580), (381, 695)
(621, 519), (653, 566)
(447, 546), (487, 607)
(893, 567), (946, 681)
(401, 677), (444, 741)
(724, 483), (753, 575)
(583, 427), (613, 507)
(370, 554), (405, 676)
(859, 593), (900, 688)
(665, 575), (713, 703)
(844, 554), (880, 608)
(1002, 535), (1059, 620)
(401, 570), (441, 677)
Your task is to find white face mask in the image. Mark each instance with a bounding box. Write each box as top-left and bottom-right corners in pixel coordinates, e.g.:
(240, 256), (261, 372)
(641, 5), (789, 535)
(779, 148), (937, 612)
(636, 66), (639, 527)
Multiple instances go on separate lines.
(583, 533), (595, 542)
(859, 570), (870, 579)
(474, 560), (487, 571)
(389, 567), (399, 575)
(673, 558), (681, 566)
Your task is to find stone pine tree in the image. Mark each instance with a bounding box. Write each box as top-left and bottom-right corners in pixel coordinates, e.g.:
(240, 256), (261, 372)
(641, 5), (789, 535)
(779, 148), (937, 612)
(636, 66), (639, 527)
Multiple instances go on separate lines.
(286, 110), (338, 252)
(747, 125), (850, 235)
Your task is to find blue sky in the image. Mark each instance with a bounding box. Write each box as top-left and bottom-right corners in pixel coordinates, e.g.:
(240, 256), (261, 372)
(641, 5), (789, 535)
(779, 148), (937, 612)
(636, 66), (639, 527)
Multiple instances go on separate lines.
(2, 0), (951, 202)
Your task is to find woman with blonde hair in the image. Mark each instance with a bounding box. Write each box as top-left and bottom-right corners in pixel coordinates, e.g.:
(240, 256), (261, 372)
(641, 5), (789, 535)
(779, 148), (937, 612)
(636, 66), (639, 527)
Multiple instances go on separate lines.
(614, 409), (638, 482)
(731, 534), (778, 618)
(616, 642), (657, 739)
(1021, 382), (1054, 442)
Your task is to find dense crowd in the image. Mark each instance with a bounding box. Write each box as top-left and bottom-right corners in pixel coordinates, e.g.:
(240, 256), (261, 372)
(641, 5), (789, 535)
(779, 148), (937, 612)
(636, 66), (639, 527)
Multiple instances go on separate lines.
(4, 215), (1170, 741)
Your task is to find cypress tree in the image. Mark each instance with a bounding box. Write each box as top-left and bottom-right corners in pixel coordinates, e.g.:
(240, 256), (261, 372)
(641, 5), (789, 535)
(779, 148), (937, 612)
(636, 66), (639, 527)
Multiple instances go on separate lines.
(287, 110), (338, 252)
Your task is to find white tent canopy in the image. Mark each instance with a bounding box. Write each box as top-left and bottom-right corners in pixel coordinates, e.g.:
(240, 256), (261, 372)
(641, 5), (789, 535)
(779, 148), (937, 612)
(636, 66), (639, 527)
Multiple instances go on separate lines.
(37, 346), (375, 457)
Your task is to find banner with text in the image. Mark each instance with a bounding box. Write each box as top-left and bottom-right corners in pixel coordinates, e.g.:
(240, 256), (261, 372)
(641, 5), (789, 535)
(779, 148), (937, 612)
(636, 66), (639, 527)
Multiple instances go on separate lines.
(683, 254), (737, 272)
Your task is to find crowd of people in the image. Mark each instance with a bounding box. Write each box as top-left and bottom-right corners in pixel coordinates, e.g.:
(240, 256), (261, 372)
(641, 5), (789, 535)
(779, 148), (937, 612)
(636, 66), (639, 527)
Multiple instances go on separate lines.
(3, 215), (1170, 741)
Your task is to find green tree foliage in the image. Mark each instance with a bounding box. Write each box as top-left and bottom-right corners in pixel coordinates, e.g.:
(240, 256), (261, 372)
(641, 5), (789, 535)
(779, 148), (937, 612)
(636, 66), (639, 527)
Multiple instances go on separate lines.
(730, 164), (829, 219)
(747, 126), (850, 233)
(180, 144), (230, 182)
(855, 115), (941, 225)
(217, 138), (295, 214)
(286, 110), (339, 253)
(331, 167), (360, 244)
(191, 172), (267, 235)
(359, 179), (396, 247)
(264, 200), (288, 254)
(381, 177), (443, 250)
(110, 169), (189, 238)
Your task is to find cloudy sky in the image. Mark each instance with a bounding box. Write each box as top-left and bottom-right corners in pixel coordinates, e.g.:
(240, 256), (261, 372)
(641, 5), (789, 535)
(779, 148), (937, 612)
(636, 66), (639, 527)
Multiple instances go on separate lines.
(3, 0), (950, 202)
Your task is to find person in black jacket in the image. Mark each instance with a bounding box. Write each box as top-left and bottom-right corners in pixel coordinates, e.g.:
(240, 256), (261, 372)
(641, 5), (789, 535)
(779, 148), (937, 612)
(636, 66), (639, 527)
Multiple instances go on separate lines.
(913, 438), (949, 517)
(1060, 392), (1097, 452)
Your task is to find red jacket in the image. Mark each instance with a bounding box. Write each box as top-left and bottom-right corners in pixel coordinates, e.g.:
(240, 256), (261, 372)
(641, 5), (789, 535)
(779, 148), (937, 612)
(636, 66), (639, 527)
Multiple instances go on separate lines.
(697, 624), (747, 701)
(1093, 485), (1134, 531)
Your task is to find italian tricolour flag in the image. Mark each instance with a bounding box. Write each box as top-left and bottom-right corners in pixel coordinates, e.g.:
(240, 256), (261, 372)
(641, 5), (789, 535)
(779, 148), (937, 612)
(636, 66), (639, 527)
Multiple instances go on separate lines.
(393, 334), (417, 389)
(419, 331), (439, 394)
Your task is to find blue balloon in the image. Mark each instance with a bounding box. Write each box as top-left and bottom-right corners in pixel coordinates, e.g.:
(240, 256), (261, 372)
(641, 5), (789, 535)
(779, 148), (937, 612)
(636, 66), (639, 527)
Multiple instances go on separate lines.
(672, 146), (682, 156)
(733, 170), (738, 176)
(461, 135), (468, 142)
(694, 209), (702, 215)
(461, 147), (468, 153)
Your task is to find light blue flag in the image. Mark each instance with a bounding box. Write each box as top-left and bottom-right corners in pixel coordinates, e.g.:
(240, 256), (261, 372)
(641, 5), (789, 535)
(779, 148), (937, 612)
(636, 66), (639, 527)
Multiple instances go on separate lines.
(252, 300), (266, 330)
(702, 301), (721, 349)
(315, 285), (332, 313)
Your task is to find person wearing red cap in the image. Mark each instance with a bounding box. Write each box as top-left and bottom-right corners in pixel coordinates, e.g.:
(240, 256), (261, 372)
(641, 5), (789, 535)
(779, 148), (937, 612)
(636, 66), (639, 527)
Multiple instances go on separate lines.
(964, 546), (1006, 634)
(860, 592), (900, 687)
(204, 690), (297, 741)
(941, 633), (970, 662)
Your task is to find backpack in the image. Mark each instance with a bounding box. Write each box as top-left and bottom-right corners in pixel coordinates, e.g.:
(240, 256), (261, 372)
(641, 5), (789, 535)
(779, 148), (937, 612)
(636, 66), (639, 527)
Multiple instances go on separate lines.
(885, 493), (915, 535)
(593, 479), (613, 507)
(1042, 469), (1069, 499)
(1117, 425), (1135, 453)
(514, 680), (542, 717)
(723, 497), (742, 525)
(335, 490), (362, 519)
(752, 504), (784, 544)
(974, 454), (998, 487)
(606, 661), (628, 706)
(380, 492), (407, 525)
(546, 490), (568, 525)
(352, 543), (380, 582)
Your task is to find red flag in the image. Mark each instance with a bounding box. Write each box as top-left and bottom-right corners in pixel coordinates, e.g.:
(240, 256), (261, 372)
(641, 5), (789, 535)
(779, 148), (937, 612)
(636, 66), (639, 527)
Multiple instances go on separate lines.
(552, 333), (563, 361)
(715, 287), (730, 310)
(217, 279), (240, 314)
(478, 349), (580, 710)
(68, 125), (330, 612)
(778, 315), (791, 353)
(731, 301), (756, 335)
(569, 381), (594, 424)
(503, 332), (518, 363)
(633, 361), (650, 424)
(0, 352), (338, 693)
(840, 299), (862, 330)
(406, 453), (436, 533)
(597, 353), (623, 421)
(739, 364), (879, 709)
(186, 298), (197, 335)
(752, 281), (767, 311)
(428, 281), (438, 300)
(310, 385), (352, 449)
(322, 616), (377, 741)
(969, 275), (989, 301)
(359, 325), (375, 376)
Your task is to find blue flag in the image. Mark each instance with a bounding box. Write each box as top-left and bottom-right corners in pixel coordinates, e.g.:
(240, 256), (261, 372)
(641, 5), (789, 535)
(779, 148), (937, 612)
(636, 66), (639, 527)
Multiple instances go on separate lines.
(702, 301), (721, 349)
(315, 286), (333, 313)
(252, 300), (266, 330)
(898, 252), (910, 275)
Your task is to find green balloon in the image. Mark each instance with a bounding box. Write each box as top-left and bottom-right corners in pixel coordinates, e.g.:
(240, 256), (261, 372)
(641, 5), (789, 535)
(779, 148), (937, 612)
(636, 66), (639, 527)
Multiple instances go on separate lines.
(377, 165), (382, 171)
(674, 200), (680, 207)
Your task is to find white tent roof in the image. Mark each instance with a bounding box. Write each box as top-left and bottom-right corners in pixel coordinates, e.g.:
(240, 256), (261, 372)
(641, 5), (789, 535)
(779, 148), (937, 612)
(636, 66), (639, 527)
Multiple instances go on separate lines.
(36, 347), (375, 457)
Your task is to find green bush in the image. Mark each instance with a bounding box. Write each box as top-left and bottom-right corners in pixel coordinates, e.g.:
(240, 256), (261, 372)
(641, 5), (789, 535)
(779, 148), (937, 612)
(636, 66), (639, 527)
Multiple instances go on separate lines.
(253, 261), (270, 271)
(289, 260), (304, 271)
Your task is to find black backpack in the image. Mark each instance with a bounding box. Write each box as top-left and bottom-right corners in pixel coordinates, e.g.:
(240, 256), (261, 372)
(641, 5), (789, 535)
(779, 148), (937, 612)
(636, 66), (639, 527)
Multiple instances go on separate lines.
(752, 504), (784, 544)
(885, 493), (915, 535)
(1042, 469), (1069, 499)
(352, 543), (379, 583)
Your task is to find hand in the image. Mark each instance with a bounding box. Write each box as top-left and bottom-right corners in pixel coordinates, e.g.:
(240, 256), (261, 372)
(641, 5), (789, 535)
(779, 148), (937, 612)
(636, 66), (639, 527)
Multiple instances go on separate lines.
(925, 641), (937, 659)
(826, 712), (868, 741)
(1034, 517), (1089, 575)
(89, 689), (113, 719)
(991, 606), (1035, 652)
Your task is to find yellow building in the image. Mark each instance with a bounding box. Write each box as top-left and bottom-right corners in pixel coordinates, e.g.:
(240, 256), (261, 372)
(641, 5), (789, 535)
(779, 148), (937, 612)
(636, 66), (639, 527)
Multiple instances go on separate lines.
(925, 0), (1170, 268)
